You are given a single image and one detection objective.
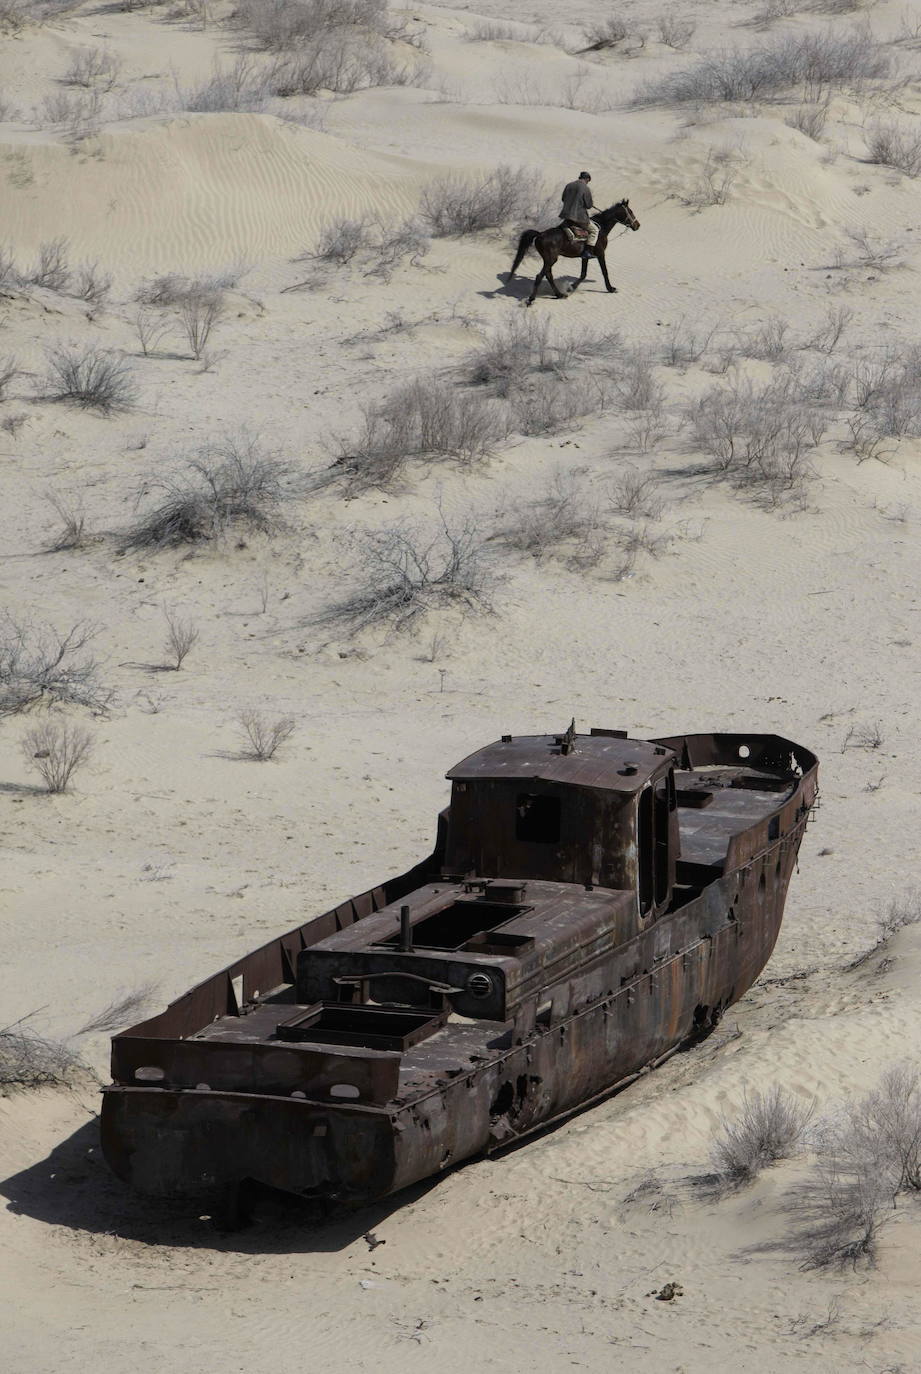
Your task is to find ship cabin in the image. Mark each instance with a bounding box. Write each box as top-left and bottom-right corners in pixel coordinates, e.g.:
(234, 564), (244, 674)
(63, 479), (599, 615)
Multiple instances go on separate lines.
(293, 726), (679, 1037)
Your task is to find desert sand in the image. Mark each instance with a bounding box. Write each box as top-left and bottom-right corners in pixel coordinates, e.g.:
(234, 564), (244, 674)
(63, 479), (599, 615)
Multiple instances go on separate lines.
(1, 0), (921, 1368)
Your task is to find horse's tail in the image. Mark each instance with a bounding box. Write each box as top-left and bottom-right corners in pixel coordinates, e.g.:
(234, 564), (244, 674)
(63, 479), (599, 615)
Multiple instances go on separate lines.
(509, 229), (539, 277)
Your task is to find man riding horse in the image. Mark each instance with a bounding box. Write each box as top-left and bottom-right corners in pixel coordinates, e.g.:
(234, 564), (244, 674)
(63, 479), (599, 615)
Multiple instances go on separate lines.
(560, 171), (599, 261)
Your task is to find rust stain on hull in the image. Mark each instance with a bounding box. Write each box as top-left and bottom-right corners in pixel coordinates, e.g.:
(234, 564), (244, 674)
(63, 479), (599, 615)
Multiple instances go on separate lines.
(101, 728), (818, 1211)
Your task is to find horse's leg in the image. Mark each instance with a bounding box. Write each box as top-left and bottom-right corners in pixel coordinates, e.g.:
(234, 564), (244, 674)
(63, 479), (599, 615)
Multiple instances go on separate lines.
(597, 249), (617, 294)
(570, 252), (589, 293)
(543, 249), (566, 300)
(527, 264), (546, 306)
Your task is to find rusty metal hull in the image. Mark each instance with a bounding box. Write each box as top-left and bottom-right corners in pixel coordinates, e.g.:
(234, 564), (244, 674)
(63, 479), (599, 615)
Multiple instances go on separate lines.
(101, 730), (818, 1209)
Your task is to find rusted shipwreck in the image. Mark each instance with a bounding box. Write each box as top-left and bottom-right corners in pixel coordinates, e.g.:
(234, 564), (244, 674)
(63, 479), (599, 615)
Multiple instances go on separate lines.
(102, 726), (818, 1211)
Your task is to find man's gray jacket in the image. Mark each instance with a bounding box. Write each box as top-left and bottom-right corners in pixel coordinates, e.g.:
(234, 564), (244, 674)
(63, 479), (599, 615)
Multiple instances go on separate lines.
(560, 179), (594, 225)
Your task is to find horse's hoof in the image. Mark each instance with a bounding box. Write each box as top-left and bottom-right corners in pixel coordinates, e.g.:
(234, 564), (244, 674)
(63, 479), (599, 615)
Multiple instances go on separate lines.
(607, 286), (618, 294)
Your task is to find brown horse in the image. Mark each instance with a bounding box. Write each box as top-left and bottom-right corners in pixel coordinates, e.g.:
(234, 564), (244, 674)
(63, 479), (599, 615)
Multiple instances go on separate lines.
(508, 200), (640, 305)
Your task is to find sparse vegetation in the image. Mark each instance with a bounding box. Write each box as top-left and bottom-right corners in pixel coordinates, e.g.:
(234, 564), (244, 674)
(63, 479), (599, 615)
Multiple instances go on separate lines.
(333, 378), (506, 492)
(22, 718), (95, 792)
(0, 1013), (84, 1092)
(125, 436), (298, 548)
(304, 214), (429, 279)
(636, 29), (889, 105)
(712, 1085), (814, 1184)
(45, 344), (137, 412)
(74, 983), (157, 1035)
(0, 617), (108, 715)
(178, 281), (225, 359)
(420, 165), (548, 236)
(790, 1065), (921, 1268)
(499, 469), (604, 567)
(43, 491), (87, 551)
(62, 46), (121, 91)
(28, 237), (70, 291)
(657, 11), (695, 49)
(236, 709), (297, 759)
(162, 607), (200, 670)
(320, 509), (493, 634)
(865, 118), (921, 177)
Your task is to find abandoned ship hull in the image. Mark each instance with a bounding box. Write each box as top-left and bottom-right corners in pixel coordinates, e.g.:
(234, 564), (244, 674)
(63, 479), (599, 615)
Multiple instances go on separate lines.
(102, 730), (818, 1209)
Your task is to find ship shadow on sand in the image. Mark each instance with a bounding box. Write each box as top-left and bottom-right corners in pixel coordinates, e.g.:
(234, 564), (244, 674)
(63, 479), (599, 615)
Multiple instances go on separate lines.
(0, 1110), (441, 1254)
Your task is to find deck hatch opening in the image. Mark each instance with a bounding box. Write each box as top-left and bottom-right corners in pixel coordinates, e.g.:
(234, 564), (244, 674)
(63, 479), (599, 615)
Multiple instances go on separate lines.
(276, 1003), (446, 1052)
(379, 899), (529, 952)
(515, 793), (561, 843)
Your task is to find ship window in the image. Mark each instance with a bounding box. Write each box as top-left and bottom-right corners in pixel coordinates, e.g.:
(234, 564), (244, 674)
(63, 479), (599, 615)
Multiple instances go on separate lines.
(516, 793), (560, 843)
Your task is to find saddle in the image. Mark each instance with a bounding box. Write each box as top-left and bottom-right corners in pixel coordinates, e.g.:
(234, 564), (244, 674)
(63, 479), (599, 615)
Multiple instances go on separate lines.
(563, 221), (590, 245)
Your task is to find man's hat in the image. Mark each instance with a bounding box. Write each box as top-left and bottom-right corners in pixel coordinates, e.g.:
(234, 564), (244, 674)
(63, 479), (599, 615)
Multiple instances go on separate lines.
(579, 171), (591, 179)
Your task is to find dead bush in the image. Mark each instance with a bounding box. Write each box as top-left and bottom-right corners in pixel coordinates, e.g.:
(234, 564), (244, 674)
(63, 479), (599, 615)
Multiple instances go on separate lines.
(686, 373), (825, 502)
(713, 1086), (814, 1184)
(43, 491), (87, 551)
(133, 307), (171, 357)
(334, 379), (506, 492)
(45, 344), (136, 412)
(0, 617), (108, 715)
(0, 354), (20, 398)
(791, 1066), (921, 1268)
(736, 314), (790, 361)
(500, 469), (604, 567)
(511, 376), (608, 436)
(236, 709), (297, 759)
(608, 470), (665, 520)
(72, 262), (112, 305)
(804, 305), (852, 355)
(125, 436), (297, 549)
(233, 0), (390, 50)
(635, 29), (889, 105)
(785, 100), (829, 140)
(675, 145), (743, 209)
(301, 214), (429, 281)
(22, 718), (95, 792)
(657, 11), (695, 49)
(321, 510), (493, 636)
(865, 118), (921, 177)
(62, 46), (121, 90)
(849, 889), (921, 966)
(181, 55), (271, 112)
(162, 607), (199, 669)
(75, 984), (157, 1035)
(268, 32), (426, 96)
(178, 282), (225, 359)
(0, 1015), (84, 1092)
(660, 318), (717, 368)
(420, 165), (547, 236)
(28, 237), (70, 291)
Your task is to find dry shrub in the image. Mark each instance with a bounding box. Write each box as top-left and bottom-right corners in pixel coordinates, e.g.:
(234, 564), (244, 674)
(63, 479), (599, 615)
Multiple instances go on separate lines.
(420, 165), (548, 236)
(73, 262), (112, 305)
(0, 1016), (84, 1092)
(181, 55), (271, 112)
(233, 0), (391, 49)
(686, 372), (825, 502)
(657, 11), (695, 49)
(125, 436), (297, 549)
(334, 378), (507, 492)
(636, 29), (889, 105)
(791, 1065), (921, 1268)
(63, 46), (121, 90)
(866, 118), (921, 177)
(500, 469), (604, 567)
(0, 353), (20, 398)
(178, 282), (224, 359)
(45, 344), (136, 412)
(305, 214), (429, 278)
(269, 34), (426, 95)
(28, 237), (70, 291)
(22, 718), (95, 792)
(675, 145), (744, 209)
(0, 617), (109, 715)
(162, 607), (199, 669)
(320, 510), (493, 635)
(236, 709), (297, 759)
(608, 470), (665, 520)
(712, 1085), (814, 1184)
(785, 101), (829, 140)
(44, 491), (87, 551)
(75, 984), (157, 1035)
